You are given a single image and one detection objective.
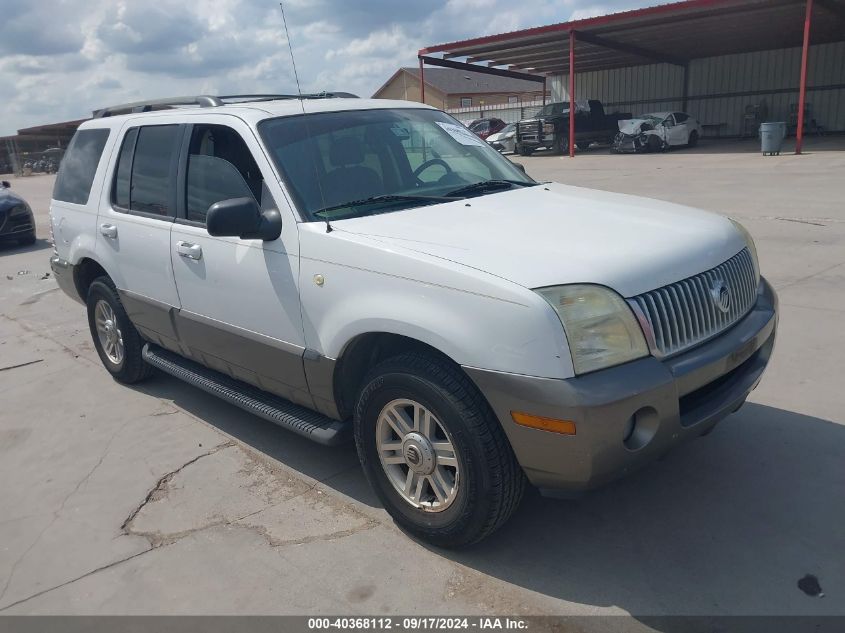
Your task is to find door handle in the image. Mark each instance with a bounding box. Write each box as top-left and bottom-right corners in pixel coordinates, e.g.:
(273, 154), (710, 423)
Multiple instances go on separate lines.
(176, 241), (203, 260)
(100, 223), (118, 239)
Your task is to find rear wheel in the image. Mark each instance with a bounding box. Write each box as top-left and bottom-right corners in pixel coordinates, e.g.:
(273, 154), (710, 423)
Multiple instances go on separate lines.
(87, 277), (152, 384)
(354, 352), (525, 548)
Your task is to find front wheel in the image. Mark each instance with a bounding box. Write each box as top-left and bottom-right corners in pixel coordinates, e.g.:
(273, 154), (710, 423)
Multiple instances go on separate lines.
(354, 352), (525, 548)
(516, 143), (533, 156)
(554, 133), (569, 155)
(87, 277), (152, 384)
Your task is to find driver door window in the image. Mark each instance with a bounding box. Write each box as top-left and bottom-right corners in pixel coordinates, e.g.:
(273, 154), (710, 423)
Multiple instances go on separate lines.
(185, 125), (263, 224)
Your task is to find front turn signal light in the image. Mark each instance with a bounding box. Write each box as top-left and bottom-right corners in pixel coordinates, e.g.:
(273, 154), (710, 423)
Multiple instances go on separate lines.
(511, 412), (576, 435)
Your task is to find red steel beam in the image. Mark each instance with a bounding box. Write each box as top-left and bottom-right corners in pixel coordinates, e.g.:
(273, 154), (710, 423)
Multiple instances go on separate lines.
(795, 0), (813, 154)
(569, 30), (576, 158)
(419, 0), (745, 56)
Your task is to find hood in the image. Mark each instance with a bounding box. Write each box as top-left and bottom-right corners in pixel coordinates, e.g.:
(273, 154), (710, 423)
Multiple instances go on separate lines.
(617, 118), (651, 135)
(333, 183), (745, 298)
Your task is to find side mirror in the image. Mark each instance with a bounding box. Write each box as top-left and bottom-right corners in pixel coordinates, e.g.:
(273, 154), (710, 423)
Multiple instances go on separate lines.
(1, 181), (9, 189)
(206, 197), (281, 241)
(512, 162), (526, 174)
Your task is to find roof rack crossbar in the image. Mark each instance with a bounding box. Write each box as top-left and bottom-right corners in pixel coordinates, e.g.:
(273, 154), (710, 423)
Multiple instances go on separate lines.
(93, 92), (360, 118)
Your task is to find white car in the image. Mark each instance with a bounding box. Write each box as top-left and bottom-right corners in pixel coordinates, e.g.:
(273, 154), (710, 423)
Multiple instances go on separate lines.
(49, 94), (777, 547)
(614, 111), (703, 152)
(486, 122), (516, 153)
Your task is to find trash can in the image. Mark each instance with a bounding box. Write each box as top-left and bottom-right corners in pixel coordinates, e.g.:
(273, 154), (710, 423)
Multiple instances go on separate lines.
(760, 121), (786, 156)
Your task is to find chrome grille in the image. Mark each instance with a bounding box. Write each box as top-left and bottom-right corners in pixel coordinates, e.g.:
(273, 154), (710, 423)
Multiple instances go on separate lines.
(629, 249), (758, 358)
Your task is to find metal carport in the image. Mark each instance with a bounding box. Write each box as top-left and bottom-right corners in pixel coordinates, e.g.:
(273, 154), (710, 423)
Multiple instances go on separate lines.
(418, 0), (845, 156)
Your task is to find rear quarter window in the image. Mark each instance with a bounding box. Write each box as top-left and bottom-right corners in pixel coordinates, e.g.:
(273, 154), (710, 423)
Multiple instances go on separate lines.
(52, 128), (110, 204)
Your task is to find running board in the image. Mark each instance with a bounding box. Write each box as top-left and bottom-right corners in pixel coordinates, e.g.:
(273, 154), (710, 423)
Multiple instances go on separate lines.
(142, 344), (350, 446)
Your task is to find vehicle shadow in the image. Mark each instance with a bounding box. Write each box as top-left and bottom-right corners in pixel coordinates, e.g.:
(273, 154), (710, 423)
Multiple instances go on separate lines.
(436, 402), (844, 618)
(132, 371), (844, 617)
(0, 238), (51, 256)
(131, 372), (374, 503)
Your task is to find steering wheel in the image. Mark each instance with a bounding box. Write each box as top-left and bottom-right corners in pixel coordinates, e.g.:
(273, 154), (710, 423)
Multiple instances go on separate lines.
(413, 158), (452, 183)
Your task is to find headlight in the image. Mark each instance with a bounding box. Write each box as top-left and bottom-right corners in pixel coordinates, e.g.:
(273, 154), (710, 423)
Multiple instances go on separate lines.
(730, 219), (760, 284)
(9, 204), (31, 218)
(535, 284), (649, 375)
(543, 123), (555, 134)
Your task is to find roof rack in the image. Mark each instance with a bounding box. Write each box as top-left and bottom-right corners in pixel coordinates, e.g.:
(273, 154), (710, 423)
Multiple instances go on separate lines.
(92, 92), (360, 118)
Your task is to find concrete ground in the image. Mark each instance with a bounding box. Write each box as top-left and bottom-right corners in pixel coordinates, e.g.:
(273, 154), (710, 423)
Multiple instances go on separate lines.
(1, 135), (843, 622)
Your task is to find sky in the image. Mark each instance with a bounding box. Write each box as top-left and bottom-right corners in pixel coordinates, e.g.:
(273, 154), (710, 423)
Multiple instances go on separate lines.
(0, 0), (649, 135)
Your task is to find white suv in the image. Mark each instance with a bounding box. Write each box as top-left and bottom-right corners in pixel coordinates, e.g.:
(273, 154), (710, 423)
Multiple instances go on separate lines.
(49, 94), (777, 547)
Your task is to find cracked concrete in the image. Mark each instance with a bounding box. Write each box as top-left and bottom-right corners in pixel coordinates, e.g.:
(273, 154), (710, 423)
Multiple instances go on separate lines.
(2, 151), (844, 617)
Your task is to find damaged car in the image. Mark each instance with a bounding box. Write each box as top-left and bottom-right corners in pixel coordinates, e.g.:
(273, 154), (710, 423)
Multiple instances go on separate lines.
(613, 112), (702, 153)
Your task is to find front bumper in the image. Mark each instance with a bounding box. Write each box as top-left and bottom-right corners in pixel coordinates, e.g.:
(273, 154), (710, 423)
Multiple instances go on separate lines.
(465, 277), (778, 492)
(0, 210), (35, 240)
(50, 256), (82, 303)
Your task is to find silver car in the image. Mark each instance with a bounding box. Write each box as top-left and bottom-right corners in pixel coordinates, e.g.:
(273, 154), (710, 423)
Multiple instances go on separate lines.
(487, 123), (516, 154)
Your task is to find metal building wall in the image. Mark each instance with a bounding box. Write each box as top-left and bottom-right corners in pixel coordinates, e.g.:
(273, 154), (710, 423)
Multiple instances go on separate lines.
(549, 41), (845, 135)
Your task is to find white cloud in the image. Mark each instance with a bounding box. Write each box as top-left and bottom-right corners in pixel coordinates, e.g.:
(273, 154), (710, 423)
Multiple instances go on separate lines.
(0, 0), (647, 134)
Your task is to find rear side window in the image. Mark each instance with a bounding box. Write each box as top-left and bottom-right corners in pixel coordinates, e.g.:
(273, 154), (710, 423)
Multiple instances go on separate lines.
(112, 125), (180, 217)
(53, 129), (110, 204)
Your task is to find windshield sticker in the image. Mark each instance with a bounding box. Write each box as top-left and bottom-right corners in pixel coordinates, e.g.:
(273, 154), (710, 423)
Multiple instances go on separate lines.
(436, 122), (486, 147)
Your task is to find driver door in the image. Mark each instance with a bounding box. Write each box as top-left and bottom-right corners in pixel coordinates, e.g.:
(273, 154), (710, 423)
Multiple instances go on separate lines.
(664, 114), (687, 146)
(169, 118), (311, 406)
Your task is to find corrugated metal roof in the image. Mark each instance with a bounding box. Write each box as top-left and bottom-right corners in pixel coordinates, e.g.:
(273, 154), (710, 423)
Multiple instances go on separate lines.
(420, 0), (845, 75)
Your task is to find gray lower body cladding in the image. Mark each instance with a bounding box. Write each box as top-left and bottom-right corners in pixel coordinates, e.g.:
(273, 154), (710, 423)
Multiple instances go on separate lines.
(142, 344), (349, 445)
(465, 278), (778, 492)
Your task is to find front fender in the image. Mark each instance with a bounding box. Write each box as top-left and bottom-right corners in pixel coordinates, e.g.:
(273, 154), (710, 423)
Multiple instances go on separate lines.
(299, 226), (573, 380)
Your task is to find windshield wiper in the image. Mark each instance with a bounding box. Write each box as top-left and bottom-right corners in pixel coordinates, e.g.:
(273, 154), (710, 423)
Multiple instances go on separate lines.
(314, 193), (463, 218)
(444, 179), (534, 198)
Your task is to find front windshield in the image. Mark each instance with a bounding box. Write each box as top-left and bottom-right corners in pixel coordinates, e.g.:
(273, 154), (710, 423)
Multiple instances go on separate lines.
(538, 103), (565, 117)
(639, 113), (669, 123)
(258, 108), (535, 221)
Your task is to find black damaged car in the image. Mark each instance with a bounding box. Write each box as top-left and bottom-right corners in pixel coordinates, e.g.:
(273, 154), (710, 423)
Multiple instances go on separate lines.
(0, 181), (36, 246)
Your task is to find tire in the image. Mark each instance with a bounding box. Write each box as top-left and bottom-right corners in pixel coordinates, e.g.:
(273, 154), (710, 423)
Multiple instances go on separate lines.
(86, 277), (152, 384)
(353, 352), (525, 548)
(516, 143), (533, 157)
(554, 133), (569, 155)
(646, 135), (662, 153)
(688, 131), (699, 147)
(19, 231), (36, 246)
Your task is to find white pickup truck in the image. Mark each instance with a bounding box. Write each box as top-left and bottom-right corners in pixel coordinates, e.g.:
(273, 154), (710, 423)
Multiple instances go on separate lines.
(49, 94), (777, 547)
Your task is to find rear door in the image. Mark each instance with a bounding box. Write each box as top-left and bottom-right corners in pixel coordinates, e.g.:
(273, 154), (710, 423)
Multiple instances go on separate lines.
(169, 117), (310, 406)
(95, 122), (183, 351)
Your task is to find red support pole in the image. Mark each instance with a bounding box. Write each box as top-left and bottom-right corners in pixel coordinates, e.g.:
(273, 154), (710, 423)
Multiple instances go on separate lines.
(418, 57), (425, 104)
(568, 30), (576, 158)
(795, 0), (813, 154)
(542, 77), (547, 106)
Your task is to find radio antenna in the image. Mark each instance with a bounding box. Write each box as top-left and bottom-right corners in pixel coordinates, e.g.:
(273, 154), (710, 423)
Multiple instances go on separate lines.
(280, 2), (304, 102)
(279, 2), (332, 232)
